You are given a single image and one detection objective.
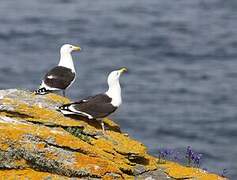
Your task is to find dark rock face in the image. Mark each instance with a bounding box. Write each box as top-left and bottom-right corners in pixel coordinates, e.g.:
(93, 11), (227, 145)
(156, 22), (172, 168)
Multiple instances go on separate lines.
(0, 89), (224, 179)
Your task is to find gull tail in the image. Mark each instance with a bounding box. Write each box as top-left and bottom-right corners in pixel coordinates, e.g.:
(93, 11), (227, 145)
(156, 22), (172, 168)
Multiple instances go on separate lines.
(34, 87), (51, 95)
(57, 104), (94, 119)
(57, 104), (75, 115)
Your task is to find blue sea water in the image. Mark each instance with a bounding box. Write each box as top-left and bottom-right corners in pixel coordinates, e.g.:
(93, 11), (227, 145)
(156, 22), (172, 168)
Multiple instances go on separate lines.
(0, 0), (237, 178)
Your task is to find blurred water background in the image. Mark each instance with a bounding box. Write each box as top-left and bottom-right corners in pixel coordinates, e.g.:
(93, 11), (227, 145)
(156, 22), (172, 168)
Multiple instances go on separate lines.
(0, 0), (236, 178)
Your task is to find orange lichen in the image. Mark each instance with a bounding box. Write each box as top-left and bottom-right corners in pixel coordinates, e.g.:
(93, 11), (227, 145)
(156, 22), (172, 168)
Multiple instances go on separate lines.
(2, 98), (97, 133)
(91, 138), (114, 154)
(0, 142), (9, 151)
(73, 154), (122, 177)
(13, 159), (28, 167)
(44, 151), (59, 161)
(144, 154), (160, 170)
(7, 100), (102, 136)
(103, 174), (123, 180)
(0, 169), (70, 180)
(107, 131), (147, 155)
(16, 103), (82, 126)
(160, 161), (226, 180)
(0, 90), (224, 179)
(0, 121), (94, 156)
(35, 143), (46, 150)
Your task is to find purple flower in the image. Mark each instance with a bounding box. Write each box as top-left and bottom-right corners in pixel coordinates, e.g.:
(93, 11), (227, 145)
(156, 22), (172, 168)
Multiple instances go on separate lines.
(193, 153), (202, 166)
(173, 151), (181, 161)
(164, 149), (173, 157)
(186, 146), (194, 166)
(158, 148), (174, 164)
(186, 146), (194, 158)
(159, 146), (203, 168)
(158, 148), (173, 158)
(185, 146), (202, 167)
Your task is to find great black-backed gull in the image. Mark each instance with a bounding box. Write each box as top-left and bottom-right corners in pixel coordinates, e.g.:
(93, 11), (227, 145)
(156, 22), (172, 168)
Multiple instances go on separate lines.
(58, 67), (127, 133)
(35, 44), (81, 96)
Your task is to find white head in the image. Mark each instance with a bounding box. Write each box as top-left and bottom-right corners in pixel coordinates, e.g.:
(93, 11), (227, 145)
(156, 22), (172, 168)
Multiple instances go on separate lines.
(107, 67), (128, 87)
(58, 44), (81, 72)
(60, 44), (81, 54)
(106, 67), (127, 107)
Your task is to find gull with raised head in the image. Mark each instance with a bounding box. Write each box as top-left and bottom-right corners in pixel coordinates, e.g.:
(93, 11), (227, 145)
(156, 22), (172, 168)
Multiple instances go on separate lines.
(58, 67), (127, 133)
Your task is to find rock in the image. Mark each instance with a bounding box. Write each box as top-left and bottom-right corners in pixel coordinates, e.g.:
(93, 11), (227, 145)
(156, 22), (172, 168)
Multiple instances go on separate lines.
(0, 89), (225, 179)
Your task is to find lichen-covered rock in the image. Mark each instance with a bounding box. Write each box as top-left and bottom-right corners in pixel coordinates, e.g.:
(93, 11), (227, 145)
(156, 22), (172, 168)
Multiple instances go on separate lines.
(0, 89), (225, 179)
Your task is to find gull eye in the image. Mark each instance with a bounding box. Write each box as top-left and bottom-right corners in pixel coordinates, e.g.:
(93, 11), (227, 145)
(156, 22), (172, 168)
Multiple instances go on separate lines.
(70, 46), (73, 48)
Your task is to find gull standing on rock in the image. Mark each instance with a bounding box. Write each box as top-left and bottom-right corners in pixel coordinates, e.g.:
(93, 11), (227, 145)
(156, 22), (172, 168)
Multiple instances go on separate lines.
(35, 44), (81, 96)
(58, 68), (127, 133)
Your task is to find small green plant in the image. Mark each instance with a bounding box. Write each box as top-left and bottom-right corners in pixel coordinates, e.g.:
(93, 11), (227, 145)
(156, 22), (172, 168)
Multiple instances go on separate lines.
(63, 127), (91, 143)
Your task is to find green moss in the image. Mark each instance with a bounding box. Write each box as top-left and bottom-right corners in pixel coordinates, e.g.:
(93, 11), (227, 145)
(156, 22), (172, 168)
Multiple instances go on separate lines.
(63, 127), (91, 143)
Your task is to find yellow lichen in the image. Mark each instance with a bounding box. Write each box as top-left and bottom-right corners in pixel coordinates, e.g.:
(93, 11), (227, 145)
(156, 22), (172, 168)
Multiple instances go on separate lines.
(103, 117), (121, 130)
(0, 142), (9, 151)
(35, 143), (46, 150)
(45, 93), (71, 104)
(159, 161), (226, 180)
(0, 91), (224, 179)
(0, 169), (70, 180)
(91, 138), (114, 154)
(73, 154), (122, 177)
(2, 98), (97, 133)
(14, 159), (28, 168)
(107, 131), (146, 155)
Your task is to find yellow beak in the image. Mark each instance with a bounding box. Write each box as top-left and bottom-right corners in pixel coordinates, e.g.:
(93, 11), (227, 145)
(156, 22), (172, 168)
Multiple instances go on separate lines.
(73, 46), (81, 51)
(119, 67), (128, 74)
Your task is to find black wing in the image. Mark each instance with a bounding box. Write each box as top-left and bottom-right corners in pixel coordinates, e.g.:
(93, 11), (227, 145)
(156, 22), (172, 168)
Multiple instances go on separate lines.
(62, 94), (117, 119)
(77, 94), (112, 104)
(44, 66), (75, 89)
